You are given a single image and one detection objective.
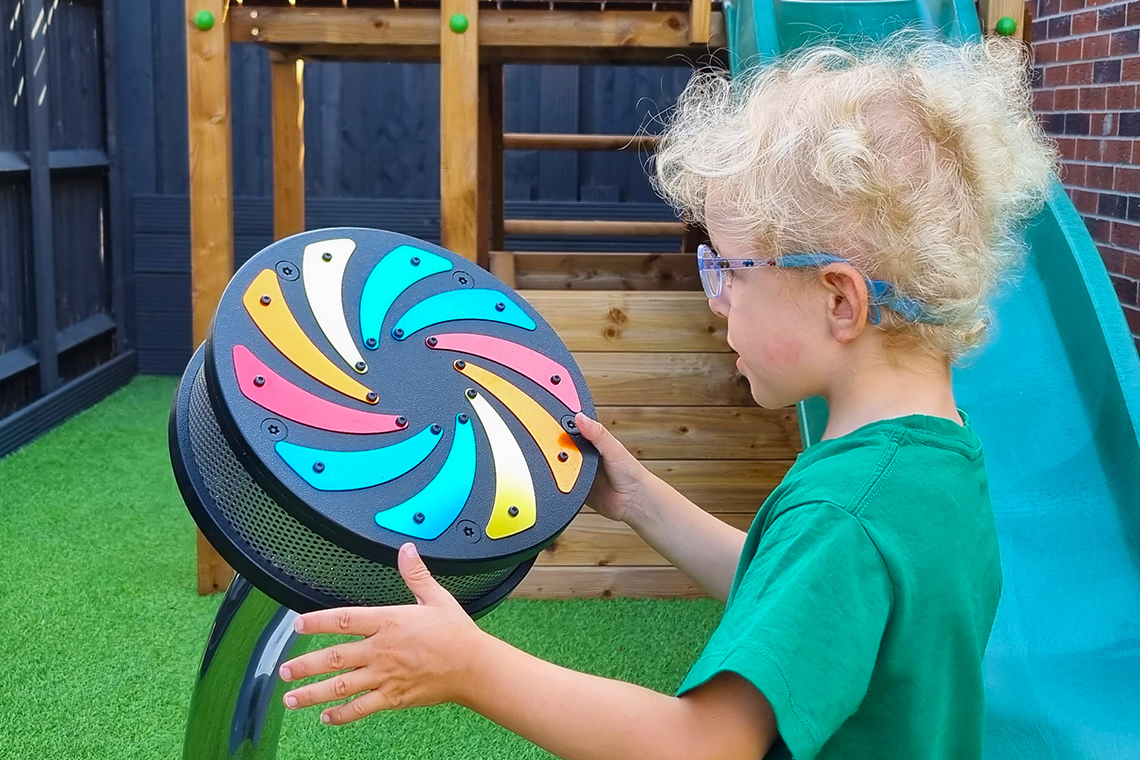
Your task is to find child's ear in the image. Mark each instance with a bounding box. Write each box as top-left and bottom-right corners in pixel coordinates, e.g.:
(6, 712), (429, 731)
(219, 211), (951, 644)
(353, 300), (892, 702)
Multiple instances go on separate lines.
(819, 265), (870, 343)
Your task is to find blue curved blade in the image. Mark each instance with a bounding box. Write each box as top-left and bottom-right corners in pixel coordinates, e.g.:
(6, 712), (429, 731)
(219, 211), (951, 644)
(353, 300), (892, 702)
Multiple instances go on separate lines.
(275, 425), (443, 491)
(391, 289), (536, 340)
(360, 245), (452, 350)
(374, 414), (477, 539)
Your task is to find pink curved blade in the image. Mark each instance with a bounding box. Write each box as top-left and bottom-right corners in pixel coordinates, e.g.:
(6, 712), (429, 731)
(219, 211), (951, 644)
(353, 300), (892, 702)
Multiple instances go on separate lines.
(233, 345), (407, 434)
(427, 333), (582, 412)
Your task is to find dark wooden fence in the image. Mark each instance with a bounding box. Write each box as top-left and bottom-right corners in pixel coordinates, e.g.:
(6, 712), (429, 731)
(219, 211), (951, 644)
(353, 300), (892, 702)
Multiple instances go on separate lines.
(0, 0), (133, 457)
(117, 3), (694, 375)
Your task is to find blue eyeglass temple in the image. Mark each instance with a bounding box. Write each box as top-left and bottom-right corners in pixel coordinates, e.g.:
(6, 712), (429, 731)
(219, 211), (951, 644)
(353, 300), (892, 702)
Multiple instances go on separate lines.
(699, 247), (941, 325)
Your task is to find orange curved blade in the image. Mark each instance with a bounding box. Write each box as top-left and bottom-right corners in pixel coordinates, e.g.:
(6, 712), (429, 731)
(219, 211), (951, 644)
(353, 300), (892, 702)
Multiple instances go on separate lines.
(456, 361), (582, 493)
(242, 269), (377, 404)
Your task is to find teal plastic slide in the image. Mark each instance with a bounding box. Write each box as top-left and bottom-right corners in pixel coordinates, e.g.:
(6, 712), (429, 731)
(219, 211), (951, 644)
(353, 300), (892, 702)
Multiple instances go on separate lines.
(723, 1), (1140, 756)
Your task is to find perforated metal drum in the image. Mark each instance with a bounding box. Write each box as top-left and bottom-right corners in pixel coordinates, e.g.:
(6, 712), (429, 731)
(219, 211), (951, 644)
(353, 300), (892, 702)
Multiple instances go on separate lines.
(170, 228), (598, 615)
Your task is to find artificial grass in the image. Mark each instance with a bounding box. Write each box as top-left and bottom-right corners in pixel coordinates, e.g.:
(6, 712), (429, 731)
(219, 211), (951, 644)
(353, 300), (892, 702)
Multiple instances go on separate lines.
(0, 376), (723, 759)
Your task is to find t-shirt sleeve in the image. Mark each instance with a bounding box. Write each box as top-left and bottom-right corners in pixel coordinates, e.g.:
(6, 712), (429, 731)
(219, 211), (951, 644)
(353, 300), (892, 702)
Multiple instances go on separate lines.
(677, 502), (892, 760)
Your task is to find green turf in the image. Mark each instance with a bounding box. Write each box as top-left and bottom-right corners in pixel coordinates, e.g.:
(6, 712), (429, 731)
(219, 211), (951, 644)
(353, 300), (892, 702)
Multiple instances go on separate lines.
(0, 377), (723, 759)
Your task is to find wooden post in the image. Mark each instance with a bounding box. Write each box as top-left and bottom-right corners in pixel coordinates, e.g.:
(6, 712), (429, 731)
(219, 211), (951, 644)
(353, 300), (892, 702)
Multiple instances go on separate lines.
(978, 0), (1027, 39)
(187, 0), (236, 594)
(477, 64), (503, 271)
(440, 0), (480, 261)
(689, 0), (712, 44)
(272, 55), (306, 239)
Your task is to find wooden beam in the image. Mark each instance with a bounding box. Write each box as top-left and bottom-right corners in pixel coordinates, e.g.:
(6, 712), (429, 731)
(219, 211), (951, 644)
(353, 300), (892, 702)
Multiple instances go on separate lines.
(521, 291), (730, 352)
(256, 41), (725, 66)
(537, 512), (754, 566)
(271, 55), (306, 240)
(978, 0), (1027, 39)
(488, 65), (505, 255)
(503, 133), (660, 151)
(440, 0), (480, 260)
(689, 0), (712, 43)
(596, 406), (801, 460)
(513, 565), (704, 599)
(230, 8), (725, 49)
(187, 0), (236, 595)
(503, 219), (684, 237)
(492, 251), (700, 291)
(578, 352), (753, 406)
(641, 459), (794, 511)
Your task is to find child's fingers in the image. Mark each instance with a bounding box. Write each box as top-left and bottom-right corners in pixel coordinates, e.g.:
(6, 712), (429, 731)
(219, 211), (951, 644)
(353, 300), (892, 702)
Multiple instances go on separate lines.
(284, 667), (374, 710)
(280, 637), (372, 682)
(574, 413), (629, 462)
(320, 688), (393, 725)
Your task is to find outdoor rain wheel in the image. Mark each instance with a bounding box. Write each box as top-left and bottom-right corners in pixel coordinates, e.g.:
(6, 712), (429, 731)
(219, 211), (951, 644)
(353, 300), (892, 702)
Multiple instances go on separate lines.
(170, 228), (598, 759)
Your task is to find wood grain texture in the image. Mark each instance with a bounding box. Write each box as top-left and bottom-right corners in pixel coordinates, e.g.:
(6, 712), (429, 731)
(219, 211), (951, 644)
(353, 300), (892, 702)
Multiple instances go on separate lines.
(495, 251), (700, 291)
(440, 0), (480, 260)
(503, 133), (660, 151)
(503, 218), (684, 237)
(639, 459), (794, 511)
(978, 0), (1027, 38)
(187, 0), (236, 594)
(512, 565), (705, 599)
(578, 352), (752, 406)
(537, 512), (755, 566)
(596, 406), (801, 460)
(271, 56), (306, 240)
(521, 291), (730, 352)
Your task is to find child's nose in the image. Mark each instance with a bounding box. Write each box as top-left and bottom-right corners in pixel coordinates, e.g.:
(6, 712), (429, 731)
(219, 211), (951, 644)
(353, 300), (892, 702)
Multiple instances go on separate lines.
(708, 296), (729, 319)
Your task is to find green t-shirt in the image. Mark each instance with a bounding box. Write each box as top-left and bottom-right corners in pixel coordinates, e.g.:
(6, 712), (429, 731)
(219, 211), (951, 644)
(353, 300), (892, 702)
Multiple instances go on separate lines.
(678, 412), (1002, 760)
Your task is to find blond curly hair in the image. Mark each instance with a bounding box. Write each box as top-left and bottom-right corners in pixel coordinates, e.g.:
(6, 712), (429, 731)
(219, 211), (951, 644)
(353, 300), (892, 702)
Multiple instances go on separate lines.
(651, 34), (1058, 358)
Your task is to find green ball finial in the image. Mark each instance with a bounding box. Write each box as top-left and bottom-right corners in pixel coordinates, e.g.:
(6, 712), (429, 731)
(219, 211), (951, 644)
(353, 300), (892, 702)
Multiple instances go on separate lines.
(448, 13), (469, 34)
(995, 16), (1017, 36)
(194, 10), (215, 32)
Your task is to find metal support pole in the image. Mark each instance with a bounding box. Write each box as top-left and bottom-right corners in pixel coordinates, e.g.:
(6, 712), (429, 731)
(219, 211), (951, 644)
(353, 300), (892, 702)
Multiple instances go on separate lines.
(183, 575), (314, 760)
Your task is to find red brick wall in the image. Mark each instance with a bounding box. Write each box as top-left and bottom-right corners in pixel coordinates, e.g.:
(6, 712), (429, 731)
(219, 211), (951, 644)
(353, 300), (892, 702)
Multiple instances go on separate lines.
(1029, 0), (1140, 352)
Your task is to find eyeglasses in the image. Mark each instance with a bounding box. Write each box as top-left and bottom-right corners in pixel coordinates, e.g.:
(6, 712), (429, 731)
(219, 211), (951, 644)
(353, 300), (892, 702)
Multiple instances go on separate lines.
(696, 243), (940, 325)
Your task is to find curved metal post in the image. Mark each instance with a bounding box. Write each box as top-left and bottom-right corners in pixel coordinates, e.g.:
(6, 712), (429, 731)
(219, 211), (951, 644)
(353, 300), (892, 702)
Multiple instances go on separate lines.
(184, 575), (313, 759)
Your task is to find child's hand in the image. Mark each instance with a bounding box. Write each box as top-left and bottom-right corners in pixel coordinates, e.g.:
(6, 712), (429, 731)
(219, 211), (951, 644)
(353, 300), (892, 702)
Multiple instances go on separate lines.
(279, 543), (485, 725)
(574, 412), (653, 523)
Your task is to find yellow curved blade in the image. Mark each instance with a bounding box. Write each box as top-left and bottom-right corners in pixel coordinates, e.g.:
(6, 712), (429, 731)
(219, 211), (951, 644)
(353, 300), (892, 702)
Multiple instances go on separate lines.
(467, 391), (537, 539)
(457, 361), (582, 493)
(242, 269), (377, 404)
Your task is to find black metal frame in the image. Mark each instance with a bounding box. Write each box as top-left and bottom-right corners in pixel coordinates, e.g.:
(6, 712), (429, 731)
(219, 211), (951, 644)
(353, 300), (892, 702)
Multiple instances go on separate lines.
(0, 0), (135, 457)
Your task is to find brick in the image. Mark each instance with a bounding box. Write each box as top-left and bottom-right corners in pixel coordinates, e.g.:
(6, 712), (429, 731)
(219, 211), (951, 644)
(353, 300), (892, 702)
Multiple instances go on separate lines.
(1068, 62), (1094, 84)
(1047, 113), (1066, 134)
(1116, 167), (1140, 193)
(1056, 136), (1079, 157)
(1106, 83), (1138, 109)
(1064, 112), (1091, 133)
(1084, 33), (1112, 57)
(1094, 59), (1122, 83)
(1061, 0), (1084, 11)
(1088, 162), (1114, 185)
(1048, 15), (1073, 36)
(1031, 66), (1046, 89)
(1058, 38), (1084, 61)
(1110, 29), (1140, 56)
(1086, 216), (1110, 240)
(1104, 139), (1133, 162)
(1098, 3), (1127, 28)
(1072, 9), (1099, 32)
(1100, 193), (1130, 218)
(1111, 221), (1140, 248)
(1061, 162), (1085, 184)
(1124, 57), (1140, 81)
(1129, 0), (1140, 25)
(1090, 112), (1113, 135)
(1130, 196), (1140, 221)
(1121, 111), (1140, 135)
(1035, 41), (1059, 63)
(1112, 274), (1139, 305)
(1125, 250), (1140, 278)
(1041, 0), (1062, 16)
(1124, 306), (1140, 335)
(1100, 245), (1127, 272)
(1081, 85), (1109, 109)
(1033, 18), (1050, 39)
(1056, 87), (1081, 110)
(1035, 89), (1055, 111)
(1072, 187), (1098, 211)
(1045, 64), (1070, 87)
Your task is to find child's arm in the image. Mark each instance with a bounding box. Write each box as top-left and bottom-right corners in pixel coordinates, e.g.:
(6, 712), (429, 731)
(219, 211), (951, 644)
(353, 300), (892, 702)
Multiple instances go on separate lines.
(575, 414), (746, 601)
(281, 544), (777, 760)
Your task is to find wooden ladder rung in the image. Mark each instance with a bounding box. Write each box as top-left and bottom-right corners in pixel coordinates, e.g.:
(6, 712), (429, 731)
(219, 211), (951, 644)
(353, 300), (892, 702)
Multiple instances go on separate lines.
(503, 133), (660, 151)
(503, 219), (684, 237)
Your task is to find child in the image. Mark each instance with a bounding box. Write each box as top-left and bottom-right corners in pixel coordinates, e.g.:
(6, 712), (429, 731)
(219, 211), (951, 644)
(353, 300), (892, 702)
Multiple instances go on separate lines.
(276, 34), (1056, 760)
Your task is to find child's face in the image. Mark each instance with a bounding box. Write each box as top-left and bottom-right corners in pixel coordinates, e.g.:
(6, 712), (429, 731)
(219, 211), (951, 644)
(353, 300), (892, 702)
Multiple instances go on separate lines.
(705, 226), (833, 410)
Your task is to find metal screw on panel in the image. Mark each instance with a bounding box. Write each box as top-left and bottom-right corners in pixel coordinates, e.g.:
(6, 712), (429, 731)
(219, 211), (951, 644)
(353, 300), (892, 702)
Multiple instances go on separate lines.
(508, 506), (519, 517)
(558, 451), (569, 462)
(466, 388), (477, 399)
(313, 462), (325, 473)
(355, 361), (367, 372)
(431, 423), (442, 434)
(366, 392), (378, 403)
(427, 336), (438, 347)
(561, 415), (578, 434)
(550, 374), (561, 385)
(322, 252), (333, 262)
(366, 337), (377, 348)
(253, 375), (266, 387)
(393, 328), (405, 339)
(275, 261), (298, 281)
(455, 359), (466, 369)
(260, 295), (271, 305)
(458, 413), (469, 424)
(458, 520), (480, 542)
(250, 26), (260, 37)
(262, 419), (286, 440)
(495, 302), (506, 312)
(396, 416), (408, 427)
(413, 512), (426, 524)
(411, 256), (421, 266)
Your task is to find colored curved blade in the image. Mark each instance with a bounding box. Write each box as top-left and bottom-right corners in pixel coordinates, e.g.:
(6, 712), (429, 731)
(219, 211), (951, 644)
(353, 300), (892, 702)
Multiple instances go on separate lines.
(243, 269), (378, 404)
(457, 361), (582, 494)
(429, 332), (582, 412)
(392, 290), (536, 340)
(374, 415), (477, 540)
(302, 238), (366, 373)
(466, 391), (537, 539)
(360, 246), (452, 350)
(232, 346), (406, 434)
(275, 424), (443, 491)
